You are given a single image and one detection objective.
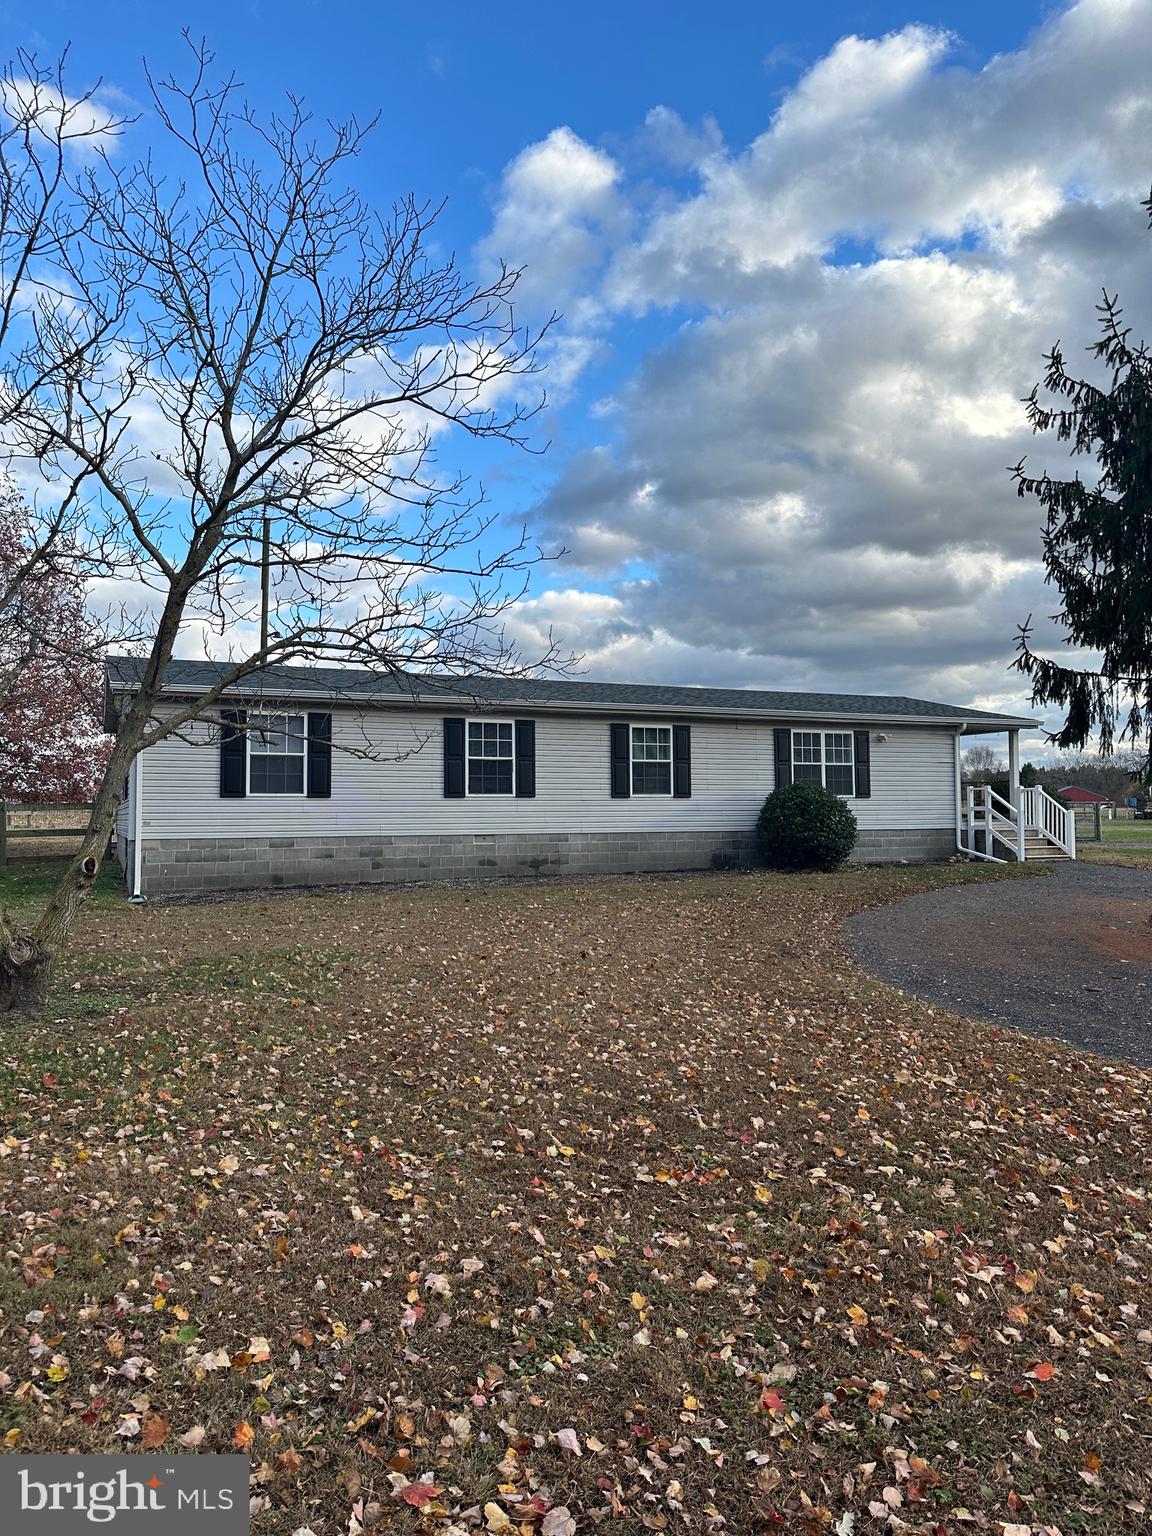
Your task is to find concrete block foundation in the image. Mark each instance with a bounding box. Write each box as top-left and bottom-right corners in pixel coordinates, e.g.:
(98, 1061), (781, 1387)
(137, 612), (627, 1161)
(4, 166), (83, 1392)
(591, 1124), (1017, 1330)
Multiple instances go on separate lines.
(852, 828), (956, 863)
(136, 825), (958, 896)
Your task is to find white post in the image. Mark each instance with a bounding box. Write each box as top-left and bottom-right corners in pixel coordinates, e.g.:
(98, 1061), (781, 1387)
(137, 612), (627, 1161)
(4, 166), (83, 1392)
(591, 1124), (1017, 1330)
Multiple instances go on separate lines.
(1007, 728), (1023, 860)
(131, 750), (145, 900)
(966, 785), (976, 853)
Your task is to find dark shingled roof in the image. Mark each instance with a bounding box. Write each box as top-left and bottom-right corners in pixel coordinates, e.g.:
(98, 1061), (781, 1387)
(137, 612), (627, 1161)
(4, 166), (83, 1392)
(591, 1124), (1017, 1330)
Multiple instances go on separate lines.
(103, 656), (1033, 729)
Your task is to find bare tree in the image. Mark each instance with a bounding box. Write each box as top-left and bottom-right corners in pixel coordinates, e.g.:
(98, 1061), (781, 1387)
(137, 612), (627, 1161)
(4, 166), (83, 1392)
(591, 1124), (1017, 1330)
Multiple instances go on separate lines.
(0, 40), (561, 1013)
(0, 52), (133, 662)
(960, 742), (1006, 783)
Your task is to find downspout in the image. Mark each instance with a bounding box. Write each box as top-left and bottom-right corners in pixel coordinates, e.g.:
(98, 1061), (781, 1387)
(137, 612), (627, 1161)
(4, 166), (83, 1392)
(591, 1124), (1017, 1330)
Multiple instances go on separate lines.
(130, 750), (147, 903)
(954, 725), (1001, 862)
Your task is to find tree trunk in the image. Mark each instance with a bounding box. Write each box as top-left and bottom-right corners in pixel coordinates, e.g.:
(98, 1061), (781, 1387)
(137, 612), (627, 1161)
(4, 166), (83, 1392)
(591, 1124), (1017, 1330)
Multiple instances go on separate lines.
(0, 735), (133, 1017)
(0, 842), (107, 1015)
(0, 928), (55, 1014)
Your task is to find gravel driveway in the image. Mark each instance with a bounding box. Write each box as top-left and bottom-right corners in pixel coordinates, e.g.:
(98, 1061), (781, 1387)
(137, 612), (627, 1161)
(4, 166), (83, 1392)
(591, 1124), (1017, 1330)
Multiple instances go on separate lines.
(847, 862), (1152, 1064)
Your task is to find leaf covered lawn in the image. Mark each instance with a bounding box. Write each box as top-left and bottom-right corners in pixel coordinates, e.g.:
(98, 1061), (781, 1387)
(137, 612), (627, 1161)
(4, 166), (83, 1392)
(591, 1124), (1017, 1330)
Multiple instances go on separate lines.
(1, 862), (1150, 1536)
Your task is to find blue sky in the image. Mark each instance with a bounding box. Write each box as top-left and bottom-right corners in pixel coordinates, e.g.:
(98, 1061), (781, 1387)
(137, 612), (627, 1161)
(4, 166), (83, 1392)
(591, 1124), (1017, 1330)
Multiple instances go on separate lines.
(14, 2), (1021, 193)
(9, 0), (1152, 744)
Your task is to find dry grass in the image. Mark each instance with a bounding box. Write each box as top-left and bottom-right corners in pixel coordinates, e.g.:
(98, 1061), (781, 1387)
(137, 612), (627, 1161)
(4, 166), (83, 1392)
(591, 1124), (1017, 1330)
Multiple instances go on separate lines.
(1, 859), (1150, 1535)
(1076, 844), (1152, 868)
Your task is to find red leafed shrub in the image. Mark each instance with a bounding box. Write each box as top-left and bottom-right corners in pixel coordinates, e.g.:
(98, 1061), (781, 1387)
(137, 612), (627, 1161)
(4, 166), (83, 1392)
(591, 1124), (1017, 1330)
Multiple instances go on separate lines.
(0, 485), (113, 804)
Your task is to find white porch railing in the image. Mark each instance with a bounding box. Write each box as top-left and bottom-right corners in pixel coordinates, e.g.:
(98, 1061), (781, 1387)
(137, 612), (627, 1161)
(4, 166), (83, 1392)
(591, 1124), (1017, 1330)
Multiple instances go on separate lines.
(964, 784), (1023, 861)
(1020, 785), (1077, 858)
(962, 783), (1076, 862)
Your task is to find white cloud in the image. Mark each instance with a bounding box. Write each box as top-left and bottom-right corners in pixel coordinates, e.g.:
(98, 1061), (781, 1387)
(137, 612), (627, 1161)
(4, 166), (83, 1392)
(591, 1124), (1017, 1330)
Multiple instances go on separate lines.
(0, 77), (125, 158)
(771, 26), (950, 139)
(605, 0), (1152, 307)
(484, 0), (1152, 734)
(477, 126), (626, 322)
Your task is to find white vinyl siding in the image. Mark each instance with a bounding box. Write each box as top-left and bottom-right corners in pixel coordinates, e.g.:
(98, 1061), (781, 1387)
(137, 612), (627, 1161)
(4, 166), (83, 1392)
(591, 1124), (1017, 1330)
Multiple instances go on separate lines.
(130, 708), (956, 838)
(115, 784), (132, 843)
(114, 771), (132, 869)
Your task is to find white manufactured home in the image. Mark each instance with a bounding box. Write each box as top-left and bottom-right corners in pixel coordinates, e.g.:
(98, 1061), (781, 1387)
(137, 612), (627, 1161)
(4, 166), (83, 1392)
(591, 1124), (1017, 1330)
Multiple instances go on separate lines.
(105, 659), (1076, 898)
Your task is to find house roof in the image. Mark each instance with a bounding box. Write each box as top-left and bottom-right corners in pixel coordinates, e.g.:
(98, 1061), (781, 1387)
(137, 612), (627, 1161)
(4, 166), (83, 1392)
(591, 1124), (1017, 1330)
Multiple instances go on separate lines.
(1057, 785), (1111, 803)
(103, 656), (1036, 733)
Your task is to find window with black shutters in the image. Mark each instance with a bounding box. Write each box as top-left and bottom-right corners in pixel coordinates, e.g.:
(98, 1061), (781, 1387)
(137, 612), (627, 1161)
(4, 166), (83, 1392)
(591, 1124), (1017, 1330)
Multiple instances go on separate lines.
(248, 714), (306, 794)
(792, 729), (855, 797)
(631, 724), (672, 795)
(467, 719), (515, 795)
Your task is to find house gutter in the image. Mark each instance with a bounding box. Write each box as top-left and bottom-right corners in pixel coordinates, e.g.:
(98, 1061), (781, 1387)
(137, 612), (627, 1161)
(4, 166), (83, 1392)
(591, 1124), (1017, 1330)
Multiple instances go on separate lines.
(130, 750), (146, 902)
(113, 686), (1036, 735)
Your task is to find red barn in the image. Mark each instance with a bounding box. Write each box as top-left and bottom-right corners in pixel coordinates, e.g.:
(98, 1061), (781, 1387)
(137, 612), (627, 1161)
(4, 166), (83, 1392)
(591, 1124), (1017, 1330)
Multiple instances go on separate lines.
(1057, 786), (1111, 805)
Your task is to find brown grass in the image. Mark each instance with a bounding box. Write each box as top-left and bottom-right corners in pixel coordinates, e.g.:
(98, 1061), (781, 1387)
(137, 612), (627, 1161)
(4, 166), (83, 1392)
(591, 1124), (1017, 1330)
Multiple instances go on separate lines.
(1078, 843), (1152, 868)
(1, 860), (1149, 1534)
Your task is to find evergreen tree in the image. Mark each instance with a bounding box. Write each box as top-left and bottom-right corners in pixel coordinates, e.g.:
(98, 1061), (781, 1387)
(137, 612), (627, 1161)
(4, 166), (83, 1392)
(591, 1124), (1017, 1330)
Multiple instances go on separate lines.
(1013, 198), (1152, 778)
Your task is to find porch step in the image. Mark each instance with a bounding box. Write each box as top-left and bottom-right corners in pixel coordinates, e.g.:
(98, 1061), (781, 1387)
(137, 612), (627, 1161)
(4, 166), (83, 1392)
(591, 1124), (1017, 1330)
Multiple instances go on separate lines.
(1022, 840), (1071, 859)
(964, 784), (1078, 861)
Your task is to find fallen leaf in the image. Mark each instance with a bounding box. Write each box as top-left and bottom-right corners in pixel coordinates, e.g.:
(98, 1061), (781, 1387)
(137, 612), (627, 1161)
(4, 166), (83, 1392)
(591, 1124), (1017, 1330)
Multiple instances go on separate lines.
(400, 1483), (442, 1508)
(541, 1509), (576, 1536)
(141, 1414), (169, 1450)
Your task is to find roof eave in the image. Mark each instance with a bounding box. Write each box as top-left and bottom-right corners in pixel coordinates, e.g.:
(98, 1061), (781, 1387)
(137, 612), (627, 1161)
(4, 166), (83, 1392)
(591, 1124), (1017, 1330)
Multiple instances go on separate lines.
(113, 678), (1036, 731)
(956, 715), (1041, 734)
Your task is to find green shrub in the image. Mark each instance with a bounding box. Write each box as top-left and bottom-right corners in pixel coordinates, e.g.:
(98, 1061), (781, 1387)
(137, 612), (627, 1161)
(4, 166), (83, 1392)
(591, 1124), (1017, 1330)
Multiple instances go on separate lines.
(756, 781), (858, 871)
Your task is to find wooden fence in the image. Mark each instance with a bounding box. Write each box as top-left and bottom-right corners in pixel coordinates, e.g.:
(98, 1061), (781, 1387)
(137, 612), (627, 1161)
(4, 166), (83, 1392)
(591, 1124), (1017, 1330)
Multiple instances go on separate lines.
(0, 802), (96, 865)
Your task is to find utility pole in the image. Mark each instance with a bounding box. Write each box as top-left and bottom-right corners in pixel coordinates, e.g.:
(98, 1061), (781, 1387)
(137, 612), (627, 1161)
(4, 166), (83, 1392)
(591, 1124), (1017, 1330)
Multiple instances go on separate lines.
(259, 514), (270, 652)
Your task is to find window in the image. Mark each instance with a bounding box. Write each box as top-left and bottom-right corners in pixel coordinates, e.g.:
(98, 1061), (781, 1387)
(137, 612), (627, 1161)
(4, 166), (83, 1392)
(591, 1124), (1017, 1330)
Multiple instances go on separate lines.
(468, 719), (514, 794)
(792, 731), (823, 785)
(631, 724), (672, 795)
(792, 730), (855, 797)
(824, 732), (855, 797)
(249, 713), (306, 794)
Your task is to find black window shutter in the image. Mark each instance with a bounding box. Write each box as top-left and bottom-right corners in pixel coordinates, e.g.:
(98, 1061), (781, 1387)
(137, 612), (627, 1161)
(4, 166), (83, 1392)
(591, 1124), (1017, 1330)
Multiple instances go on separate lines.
(773, 727), (792, 790)
(444, 717), (466, 797)
(220, 709), (247, 797)
(610, 722), (631, 798)
(672, 723), (691, 798)
(853, 730), (871, 798)
(307, 712), (332, 798)
(515, 719), (536, 798)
